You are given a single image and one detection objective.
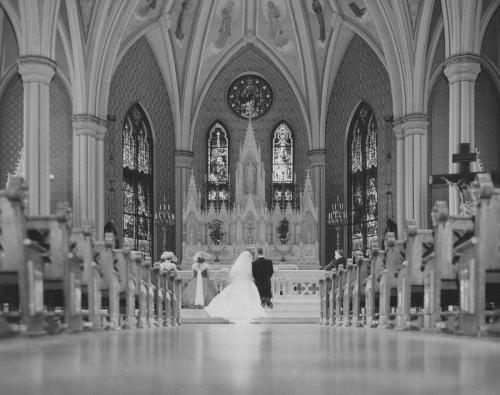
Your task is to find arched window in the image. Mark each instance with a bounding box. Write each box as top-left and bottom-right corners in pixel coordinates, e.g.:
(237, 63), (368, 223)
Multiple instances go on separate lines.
(122, 104), (154, 255)
(348, 103), (378, 255)
(272, 122), (294, 209)
(207, 122), (229, 209)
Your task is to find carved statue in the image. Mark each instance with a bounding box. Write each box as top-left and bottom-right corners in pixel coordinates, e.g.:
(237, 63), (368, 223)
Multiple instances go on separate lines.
(175, 0), (191, 41)
(312, 0), (326, 42)
(267, 1), (289, 48)
(214, 0), (234, 49)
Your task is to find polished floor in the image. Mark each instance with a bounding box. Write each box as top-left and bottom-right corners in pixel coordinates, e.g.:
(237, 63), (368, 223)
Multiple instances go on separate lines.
(1, 325), (500, 395)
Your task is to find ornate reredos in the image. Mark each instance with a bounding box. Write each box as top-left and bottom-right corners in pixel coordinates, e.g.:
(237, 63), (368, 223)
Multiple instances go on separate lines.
(235, 117), (266, 209)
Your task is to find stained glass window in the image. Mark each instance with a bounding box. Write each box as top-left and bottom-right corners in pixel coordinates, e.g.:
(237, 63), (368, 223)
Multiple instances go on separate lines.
(347, 103), (378, 256)
(122, 104), (153, 255)
(228, 74), (273, 119)
(207, 122), (229, 210)
(272, 122), (295, 209)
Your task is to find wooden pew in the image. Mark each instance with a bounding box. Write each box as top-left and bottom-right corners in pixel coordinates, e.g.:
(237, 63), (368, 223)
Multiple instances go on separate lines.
(166, 271), (182, 326)
(113, 246), (133, 328)
(422, 201), (473, 332)
(26, 202), (85, 332)
(93, 233), (121, 329)
(351, 256), (369, 327)
(319, 275), (328, 325)
(0, 178), (51, 335)
(137, 252), (149, 328)
(364, 241), (379, 327)
(334, 268), (343, 326)
(88, 242), (105, 330)
(144, 256), (156, 327)
(152, 266), (166, 326)
(70, 220), (95, 329)
(453, 173), (500, 335)
(125, 251), (143, 329)
(342, 259), (354, 327)
(318, 270), (333, 325)
(378, 233), (404, 329)
(394, 220), (427, 330)
(64, 232), (85, 332)
(328, 271), (335, 326)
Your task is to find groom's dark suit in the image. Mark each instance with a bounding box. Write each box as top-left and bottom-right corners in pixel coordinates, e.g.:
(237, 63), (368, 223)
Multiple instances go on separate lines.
(252, 256), (274, 307)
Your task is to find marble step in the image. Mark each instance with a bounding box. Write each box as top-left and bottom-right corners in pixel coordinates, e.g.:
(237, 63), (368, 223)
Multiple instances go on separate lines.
(181, 296), (319, 324)
(181, 311), (318, 324)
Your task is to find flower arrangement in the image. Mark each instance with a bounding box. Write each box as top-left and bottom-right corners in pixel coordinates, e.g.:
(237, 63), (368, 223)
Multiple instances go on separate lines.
(208, 219), (224, 245)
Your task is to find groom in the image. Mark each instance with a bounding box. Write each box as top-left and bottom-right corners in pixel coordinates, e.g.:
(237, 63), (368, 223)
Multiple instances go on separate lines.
(252, 248), (274, 308)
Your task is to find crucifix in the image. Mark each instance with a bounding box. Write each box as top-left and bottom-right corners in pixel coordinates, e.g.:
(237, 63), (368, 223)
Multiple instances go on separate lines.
(429, 143), (500, 214)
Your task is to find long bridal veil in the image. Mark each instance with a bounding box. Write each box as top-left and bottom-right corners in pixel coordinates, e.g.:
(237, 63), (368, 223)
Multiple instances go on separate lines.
(205, 250), (266, 323)
(228, 251), (253, 282)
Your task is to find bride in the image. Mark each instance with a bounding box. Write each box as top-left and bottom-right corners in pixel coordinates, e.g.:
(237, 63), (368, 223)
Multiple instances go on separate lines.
(205, 251), (266, 323)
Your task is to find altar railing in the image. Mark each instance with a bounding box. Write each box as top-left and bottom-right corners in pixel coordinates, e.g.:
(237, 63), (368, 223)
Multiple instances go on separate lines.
(178, 268), (324, 302)
(271, 270), (323, 297)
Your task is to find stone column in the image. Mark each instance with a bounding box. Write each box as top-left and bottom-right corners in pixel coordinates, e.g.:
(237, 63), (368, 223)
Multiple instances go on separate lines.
(444, 55), (481, 214)
(394, 122), (405, 233)
(175, 150), (194, 263)
(17, 56), (56, 215)
(72, 114), (107, 239)
(395, 115), (428, 228)
(308, 149), (326, 266)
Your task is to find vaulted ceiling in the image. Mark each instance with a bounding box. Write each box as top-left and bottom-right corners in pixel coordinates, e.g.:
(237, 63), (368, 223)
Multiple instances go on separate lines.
(1, 0), (499, 150)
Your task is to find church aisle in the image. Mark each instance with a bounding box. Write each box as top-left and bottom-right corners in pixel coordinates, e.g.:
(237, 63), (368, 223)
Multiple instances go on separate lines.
(1, 325), (500, 395)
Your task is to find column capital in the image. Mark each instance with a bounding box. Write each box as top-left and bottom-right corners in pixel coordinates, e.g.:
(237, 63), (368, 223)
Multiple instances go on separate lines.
(72, 114), (108, 139)
(444, 54), (481, 84)
(393, 114), (428, 136)
(175, 150), (194, 168)
(393, 123), (405, 140)
(307, 149), (326, 167)
(17, 55), (56, 85)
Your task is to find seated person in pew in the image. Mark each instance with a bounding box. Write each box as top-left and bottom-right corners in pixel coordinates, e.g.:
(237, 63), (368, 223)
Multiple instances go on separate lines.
(324, 250), (347, 271)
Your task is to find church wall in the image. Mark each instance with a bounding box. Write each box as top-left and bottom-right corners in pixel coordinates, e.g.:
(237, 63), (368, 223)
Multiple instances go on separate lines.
(427, 0), (442, 57)
(0, 11), (19, 79)
(475, 69), (500, 174)
(428, 66), (500, 224)
(325, 35), (393, 260)
(107, 36), (175, 257)
(0, 73), (72, 214)
(428, 74), (449, 217)
(477, 6), (500, 174)
(481, 7), (500, 72)
(0, 75), (23, 188)
(49, 75), (72, 213)
(192, 48), (308, 209)
(430, 33), (445, 79)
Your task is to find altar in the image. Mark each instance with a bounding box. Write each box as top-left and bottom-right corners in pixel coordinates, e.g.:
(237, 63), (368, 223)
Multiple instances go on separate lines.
(181, 117), (319, 269)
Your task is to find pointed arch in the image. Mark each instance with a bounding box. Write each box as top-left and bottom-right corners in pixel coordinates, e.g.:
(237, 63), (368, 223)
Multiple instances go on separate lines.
(271, 120), (295, 209)
(206, 121), (230, 210)
(122, 103), (154, 255)
(347, 102), (378, 255)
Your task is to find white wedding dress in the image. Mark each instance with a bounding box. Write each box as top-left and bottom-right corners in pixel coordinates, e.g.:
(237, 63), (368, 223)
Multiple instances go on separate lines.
(205, 251), (266, 323)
